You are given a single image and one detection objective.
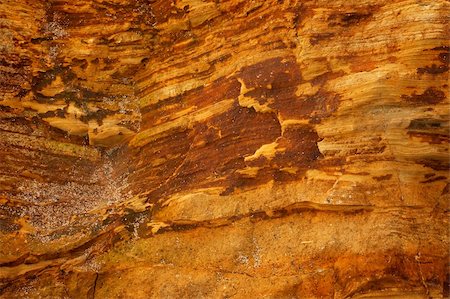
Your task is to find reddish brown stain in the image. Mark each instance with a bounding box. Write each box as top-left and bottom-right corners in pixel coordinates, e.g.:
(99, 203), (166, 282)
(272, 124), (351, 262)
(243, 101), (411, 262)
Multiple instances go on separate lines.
(141, 77), (241, 128)
(349, 59), (377, 73)
(417, 47), (449, 74)
(221, 167), (273, 196)
(185, 105), (281, 193)
(431, 46), (450, 51)
(32, 67), (73, 92)
(417, 64), (449, 75)
(387, 56), (397, 63)
(401, 87), (446, 105)
(420, 176), (447, 184)
(417, 159), (449, 171)
(121, 210), (150, 238)
(292, 91), (340, 124)
(444, 274), (450, 298)
(373, 174), (392, 181)
(438, 52), (449, 64)
(274, 124), (323, 168)
(407, 132), (448, 144)
(238, 57), (301, 90)
(0, 218), (21, 233)
(407, 118), (445, 130)
(347, 171), (370, 176)
(223, 124), (324, 194)
(407, 118), (449, 144)
(328, 12), (373, 27)
(129, 103), (283, 200)
(237, 57), (341, 121)
(441, 183), (449, 195)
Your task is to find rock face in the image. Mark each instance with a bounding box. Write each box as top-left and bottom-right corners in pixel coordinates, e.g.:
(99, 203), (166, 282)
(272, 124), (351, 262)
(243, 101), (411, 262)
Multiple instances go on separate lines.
(0, 0), (449, 298)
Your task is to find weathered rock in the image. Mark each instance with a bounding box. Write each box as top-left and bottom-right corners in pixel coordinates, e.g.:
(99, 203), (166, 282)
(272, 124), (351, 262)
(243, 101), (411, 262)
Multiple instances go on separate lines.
(0, 0), (448, 298)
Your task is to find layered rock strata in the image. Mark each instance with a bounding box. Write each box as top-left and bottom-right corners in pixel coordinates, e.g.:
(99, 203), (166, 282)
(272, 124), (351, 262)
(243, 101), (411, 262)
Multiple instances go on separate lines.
(0, 0), (449, 298)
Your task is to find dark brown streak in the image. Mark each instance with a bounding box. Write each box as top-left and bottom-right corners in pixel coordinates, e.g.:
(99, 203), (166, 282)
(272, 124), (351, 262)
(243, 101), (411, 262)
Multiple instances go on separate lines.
(154, 202), (376, 235)
(91, 272), (99, 299)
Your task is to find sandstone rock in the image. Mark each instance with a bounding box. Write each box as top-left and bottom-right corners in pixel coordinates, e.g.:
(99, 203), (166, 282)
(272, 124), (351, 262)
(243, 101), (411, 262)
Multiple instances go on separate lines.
(0, 0), (448, 298)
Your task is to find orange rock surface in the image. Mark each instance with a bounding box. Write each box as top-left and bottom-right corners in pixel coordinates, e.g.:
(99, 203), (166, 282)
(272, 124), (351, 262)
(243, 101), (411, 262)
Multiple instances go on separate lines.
(0, 0), (448, 298)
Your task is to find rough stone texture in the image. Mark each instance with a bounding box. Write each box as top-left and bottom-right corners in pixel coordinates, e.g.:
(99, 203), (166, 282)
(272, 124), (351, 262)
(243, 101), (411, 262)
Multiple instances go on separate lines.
(0, 0), (449, 298)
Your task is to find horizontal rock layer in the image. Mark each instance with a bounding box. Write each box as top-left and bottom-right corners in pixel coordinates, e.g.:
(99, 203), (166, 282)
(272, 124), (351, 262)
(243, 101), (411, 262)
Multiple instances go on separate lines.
(0, 0), (449, 298)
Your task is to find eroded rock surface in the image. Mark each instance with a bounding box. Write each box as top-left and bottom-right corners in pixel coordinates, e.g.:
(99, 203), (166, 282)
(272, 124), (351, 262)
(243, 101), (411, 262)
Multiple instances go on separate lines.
(0, 0), (449, 298)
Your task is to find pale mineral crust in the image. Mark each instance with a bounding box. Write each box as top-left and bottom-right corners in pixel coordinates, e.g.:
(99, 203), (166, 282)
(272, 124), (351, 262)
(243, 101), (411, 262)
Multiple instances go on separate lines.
(0, 0), (449, 298)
